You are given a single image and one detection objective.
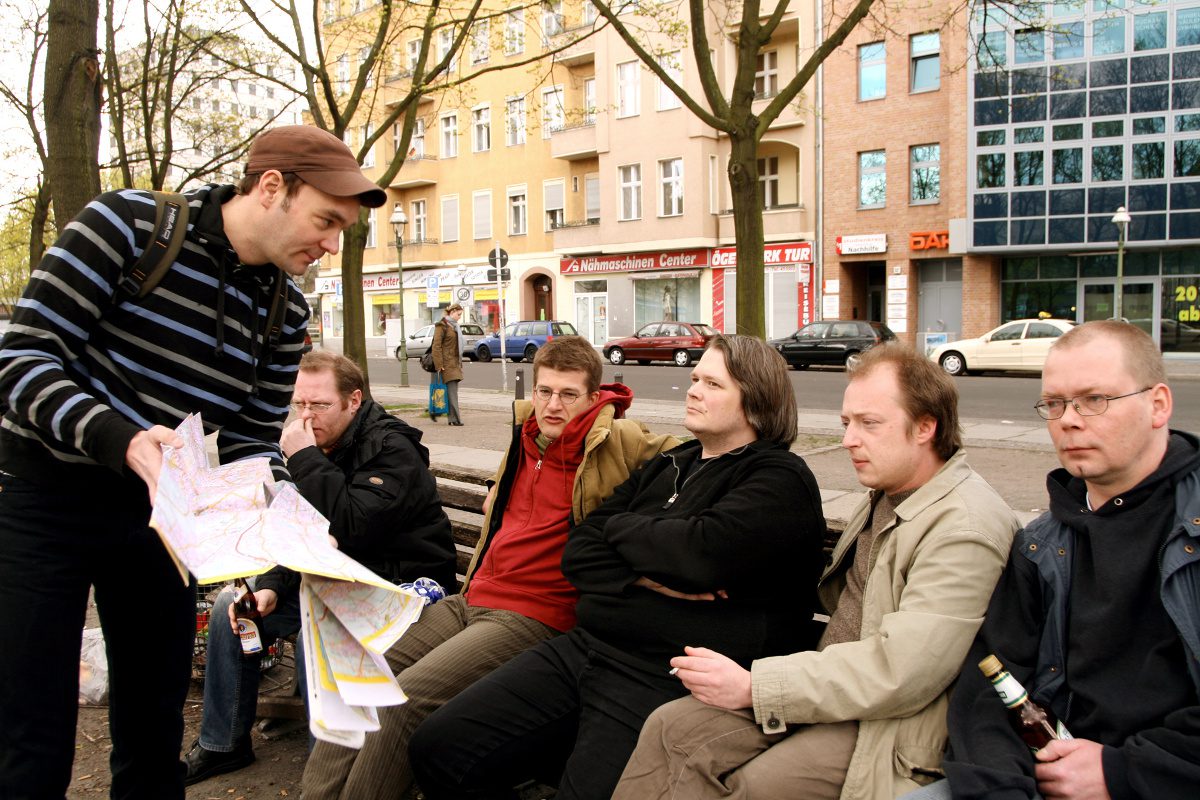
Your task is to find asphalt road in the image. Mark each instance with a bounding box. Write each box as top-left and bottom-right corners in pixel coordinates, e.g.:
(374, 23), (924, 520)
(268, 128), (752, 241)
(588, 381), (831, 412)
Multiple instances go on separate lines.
(367, 355), (1200, 431)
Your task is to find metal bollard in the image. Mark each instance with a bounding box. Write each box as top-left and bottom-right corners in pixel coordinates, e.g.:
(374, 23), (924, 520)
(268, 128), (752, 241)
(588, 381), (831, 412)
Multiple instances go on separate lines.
(514, 368), (524, 400)
(614, 372), (623, 385)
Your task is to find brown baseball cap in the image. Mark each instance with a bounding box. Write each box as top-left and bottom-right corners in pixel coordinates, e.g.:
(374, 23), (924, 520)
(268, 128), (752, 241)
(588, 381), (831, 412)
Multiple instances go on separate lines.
(245, 125), (387, 208)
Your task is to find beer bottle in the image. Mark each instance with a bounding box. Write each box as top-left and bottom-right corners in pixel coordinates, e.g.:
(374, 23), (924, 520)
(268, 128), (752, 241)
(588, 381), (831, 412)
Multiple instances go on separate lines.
(978, 654), (1071, 752)
(232, 578), (264, 656)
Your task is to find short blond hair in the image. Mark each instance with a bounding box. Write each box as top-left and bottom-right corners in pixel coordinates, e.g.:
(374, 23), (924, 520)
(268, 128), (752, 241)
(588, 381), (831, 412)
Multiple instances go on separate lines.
(1052, 320), (1167, 388)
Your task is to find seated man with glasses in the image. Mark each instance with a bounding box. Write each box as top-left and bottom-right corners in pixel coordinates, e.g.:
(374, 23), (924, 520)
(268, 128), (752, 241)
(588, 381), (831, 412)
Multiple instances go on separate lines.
(907, 320), (1200, 800)
(186, 350), (456, 784)
(302, 335), (678, 799)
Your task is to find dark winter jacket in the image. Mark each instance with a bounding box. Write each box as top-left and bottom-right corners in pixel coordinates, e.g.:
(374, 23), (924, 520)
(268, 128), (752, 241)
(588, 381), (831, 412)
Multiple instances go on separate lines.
(256, 402), (455, 596)
(943, 432), (1200, 800)
(562, 438), (827, 671)
(0, 185), (308, 485)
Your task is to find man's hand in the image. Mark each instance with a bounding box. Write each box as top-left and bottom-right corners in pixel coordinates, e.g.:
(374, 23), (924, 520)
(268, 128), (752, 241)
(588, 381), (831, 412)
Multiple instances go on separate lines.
(669, 646), (753, 710)
(125, 425), (184, 503)
(225, 587), (279, 634)
(280, 417), (317, 458)
(1035, 738), (1112, 800)
(634, 576), (726, 601)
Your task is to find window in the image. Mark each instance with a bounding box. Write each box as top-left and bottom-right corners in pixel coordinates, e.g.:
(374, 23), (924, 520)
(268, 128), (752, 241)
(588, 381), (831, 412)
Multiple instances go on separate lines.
(910, 144), (939, 202)
(324, 0), (336, 23)
(585, 175), (600, 223)
(659, 158), (683, 216)
(505, 10), (525, 55)
(471, 21), (489, 64)
(1134, 12), (1167, 51)
(1133, 142), (1164, 179)
(360, 46), (374, 86)
(441, 195), (459, 242)
(473, 106), (490, 152)
(1091, 144), (1123, 181)
(1180, 7), (1200, 47)
(1094, 17), (1126, 55)
(542, 0), (564, 37)
(1015, 29), (1045, 63)
(438, 28), (457, 72)
(976, 31), (1006, 68)
(544, 180), (565, 229)
(583, 1), (597, 25)
(859, 150), (886, 207)
(508, 186), (528, 234)
(910, 32), (940, 91)
(1052, 148), (1083, 183)
(542, 87), (564, 138)
(858, 42), (885, 101)
(506, 98), (526, 145)
(657, 51), (682, 110)
(1175, 139), (1200, 176)
(412, 199), (427, 241)
(1015, 151), (1045, 185)
(361, 124), (375, 168)
(365, 210), (376, 248)
(412, 119), (425, 156)
(1053, 22), (1084, 60)
(617, 61), (640, 117)
(977, 153), (1006, 188)
(441, 114), (458, 158)
(756, 50), (778, 98)
(619, 163), (642, 220)
(407, 40), (421, 71)
(473, 190), (492, 239)
(584, 78), (597, 123)
(757, 156), (779, 208)
(709, 155), (719, 213)
(337, 54), (349, 93)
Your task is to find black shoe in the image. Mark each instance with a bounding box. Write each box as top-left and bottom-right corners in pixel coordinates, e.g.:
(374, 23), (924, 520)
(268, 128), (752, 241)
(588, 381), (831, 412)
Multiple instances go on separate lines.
(449, 421), (464, 426)
(183, 738), (255, 785)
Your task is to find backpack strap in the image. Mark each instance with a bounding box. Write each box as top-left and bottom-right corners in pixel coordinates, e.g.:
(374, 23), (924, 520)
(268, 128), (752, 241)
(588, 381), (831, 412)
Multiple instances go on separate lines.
(264, 269), (289, 350)
(118, 191), (190, 299)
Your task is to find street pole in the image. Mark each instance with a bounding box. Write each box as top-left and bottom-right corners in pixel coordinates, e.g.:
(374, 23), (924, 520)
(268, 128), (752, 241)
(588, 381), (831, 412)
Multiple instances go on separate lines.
(496, 240), (508, 394)
(1112, 206), (1130, 322)
(390, 208), (409, 387)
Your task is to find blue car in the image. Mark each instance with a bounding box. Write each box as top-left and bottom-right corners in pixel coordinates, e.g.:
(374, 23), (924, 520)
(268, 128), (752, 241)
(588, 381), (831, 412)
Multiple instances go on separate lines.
(474, 320), (579, 363)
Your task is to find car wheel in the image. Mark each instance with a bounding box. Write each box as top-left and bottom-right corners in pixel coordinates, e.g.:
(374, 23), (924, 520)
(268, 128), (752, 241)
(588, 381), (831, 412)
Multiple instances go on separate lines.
(793, 363), (809, 370)
(940, 351), (967, 376)
(636, 359), (651, 366)
(673, 350), (691, 367)
(844, 351), (860, 368)
(523, 344), (538, 363)
(394, 345), (404, 362)
(476, 346), (492, 363)
(607, 348), (626, 365)
(466, 353), (478, 362)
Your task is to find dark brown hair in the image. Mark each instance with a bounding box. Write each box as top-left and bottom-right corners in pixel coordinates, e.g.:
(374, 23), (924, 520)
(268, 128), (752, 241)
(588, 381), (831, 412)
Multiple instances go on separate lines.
(533, 336), (603, 393)
(236, 171), (305, 203)
(299, 350), (365, 397)
(848, 342), (962, 461)
(706, 334), (797, 447)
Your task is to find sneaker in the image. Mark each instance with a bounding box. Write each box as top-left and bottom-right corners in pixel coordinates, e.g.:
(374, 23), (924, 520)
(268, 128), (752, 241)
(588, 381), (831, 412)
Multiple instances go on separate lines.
(182, 738), (255, 785)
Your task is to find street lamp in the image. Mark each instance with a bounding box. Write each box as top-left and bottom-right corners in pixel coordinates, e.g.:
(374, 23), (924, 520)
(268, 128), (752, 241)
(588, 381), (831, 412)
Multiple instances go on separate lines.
(1112, 205), (1131, 321)
(389, 206), (409, 387)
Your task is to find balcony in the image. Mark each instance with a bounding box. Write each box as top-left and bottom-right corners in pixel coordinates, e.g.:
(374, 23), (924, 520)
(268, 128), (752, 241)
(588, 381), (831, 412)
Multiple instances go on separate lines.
(389, 155), (439, 189)
(551, 219), (602, 252)
(554, 25), (596, 66)
(717, 204), (805, 242)
(550, 120), (597, 161)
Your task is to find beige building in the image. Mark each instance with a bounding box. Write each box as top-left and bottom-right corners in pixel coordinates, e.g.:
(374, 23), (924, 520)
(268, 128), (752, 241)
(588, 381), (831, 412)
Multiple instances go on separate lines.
(319, 0), (820, 352)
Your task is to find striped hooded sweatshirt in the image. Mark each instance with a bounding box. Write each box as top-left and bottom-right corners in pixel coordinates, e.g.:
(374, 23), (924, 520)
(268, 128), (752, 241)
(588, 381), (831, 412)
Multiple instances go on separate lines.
(0, 185), (309, 485)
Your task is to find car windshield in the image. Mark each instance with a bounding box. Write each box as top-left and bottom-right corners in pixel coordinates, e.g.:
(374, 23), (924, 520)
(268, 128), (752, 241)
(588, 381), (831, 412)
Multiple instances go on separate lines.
(693, 324), (716, 335)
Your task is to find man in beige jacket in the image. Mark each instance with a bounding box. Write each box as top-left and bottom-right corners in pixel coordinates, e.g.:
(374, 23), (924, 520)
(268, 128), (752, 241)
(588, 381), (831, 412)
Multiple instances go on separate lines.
(614, 343), (1020, 800)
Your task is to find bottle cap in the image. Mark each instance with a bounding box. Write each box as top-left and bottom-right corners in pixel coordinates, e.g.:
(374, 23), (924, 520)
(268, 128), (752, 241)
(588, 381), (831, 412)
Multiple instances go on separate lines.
(978, 654), (1003, 676)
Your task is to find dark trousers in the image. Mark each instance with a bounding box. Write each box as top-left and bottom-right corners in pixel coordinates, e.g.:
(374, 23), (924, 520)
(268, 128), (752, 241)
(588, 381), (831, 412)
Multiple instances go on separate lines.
(0, 471), (195, 800)
(409, 628), (687, 800)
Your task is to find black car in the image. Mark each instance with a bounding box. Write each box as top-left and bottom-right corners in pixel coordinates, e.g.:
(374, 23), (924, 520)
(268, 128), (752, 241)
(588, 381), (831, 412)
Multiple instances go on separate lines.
(768, 320), (895, 369)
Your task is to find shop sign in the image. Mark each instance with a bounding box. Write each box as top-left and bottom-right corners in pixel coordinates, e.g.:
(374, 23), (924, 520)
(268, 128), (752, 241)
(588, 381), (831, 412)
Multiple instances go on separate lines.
(316, 277), (341, 294)
(560, 249), (709, 274)
(835, 234), (887, 255)
(909, 230), (949, 250)
(711, 241), (813, 268)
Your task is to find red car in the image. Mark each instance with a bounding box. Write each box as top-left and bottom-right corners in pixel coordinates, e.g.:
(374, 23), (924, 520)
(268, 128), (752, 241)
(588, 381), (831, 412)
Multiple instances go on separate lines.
(603, 321), (717, 366)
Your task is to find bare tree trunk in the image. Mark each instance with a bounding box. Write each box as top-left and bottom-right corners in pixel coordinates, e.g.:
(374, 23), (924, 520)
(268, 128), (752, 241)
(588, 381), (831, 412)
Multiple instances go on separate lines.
(44, 0), (102, 231)
(729, 131), (765, 336)
(339, 218), (371, 400)
(28, 182), (53, 271)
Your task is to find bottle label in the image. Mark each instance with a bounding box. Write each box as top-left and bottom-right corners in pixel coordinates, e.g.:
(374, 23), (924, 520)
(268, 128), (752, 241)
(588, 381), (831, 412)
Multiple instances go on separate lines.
(237, 618), (263, 655)
(1056, 720), (1073, 740)
(990, 672), (1029, 709)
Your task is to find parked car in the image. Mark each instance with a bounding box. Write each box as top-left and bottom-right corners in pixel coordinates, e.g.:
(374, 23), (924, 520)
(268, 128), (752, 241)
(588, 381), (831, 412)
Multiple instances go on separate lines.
(475, 320), (578, 363)
(1131, 318), (1200, 352)
(928, 318), (1076, 376)
(768, 320), (895, 369)
(602, 322), (718, 366)
(393, 323), (487, 361)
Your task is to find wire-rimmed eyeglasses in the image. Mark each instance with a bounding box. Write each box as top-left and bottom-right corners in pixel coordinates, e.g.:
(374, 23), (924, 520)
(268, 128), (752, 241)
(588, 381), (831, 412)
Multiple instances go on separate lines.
(290, 401), (336, 414)
(532, 387), (584, 405)
(1033, 388), (1151, 420)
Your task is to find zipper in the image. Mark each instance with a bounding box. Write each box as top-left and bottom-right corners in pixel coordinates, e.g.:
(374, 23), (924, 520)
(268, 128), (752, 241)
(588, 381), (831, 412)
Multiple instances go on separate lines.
(662, 446), (742, 509)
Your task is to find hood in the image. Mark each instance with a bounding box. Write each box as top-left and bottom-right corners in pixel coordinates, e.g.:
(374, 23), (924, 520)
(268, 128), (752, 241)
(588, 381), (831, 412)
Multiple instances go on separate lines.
(334, 401), (431, 466)
(519, 382), (634, 447)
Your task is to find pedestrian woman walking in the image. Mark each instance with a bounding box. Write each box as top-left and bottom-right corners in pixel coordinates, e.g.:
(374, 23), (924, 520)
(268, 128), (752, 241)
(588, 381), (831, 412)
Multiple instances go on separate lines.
(432, 304), (464, 425)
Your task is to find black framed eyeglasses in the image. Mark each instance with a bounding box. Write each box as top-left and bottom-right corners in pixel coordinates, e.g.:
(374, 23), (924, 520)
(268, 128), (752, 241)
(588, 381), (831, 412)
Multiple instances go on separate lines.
(1033, 388), (1151, 420)
(532, 387), (584, 405)
(290, 401), (336, 414)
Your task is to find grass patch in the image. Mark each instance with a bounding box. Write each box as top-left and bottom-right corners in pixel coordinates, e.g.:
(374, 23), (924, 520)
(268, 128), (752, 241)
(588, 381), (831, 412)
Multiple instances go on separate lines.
(792, 433), (842, 453)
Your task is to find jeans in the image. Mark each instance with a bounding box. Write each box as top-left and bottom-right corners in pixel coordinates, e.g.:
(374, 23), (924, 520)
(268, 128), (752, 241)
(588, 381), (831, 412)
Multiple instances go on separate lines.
(899, 779), (1043, 800)
(198, 580), (304, 751)
(0, 470), (195, 800)
(409, 628), (688, 800)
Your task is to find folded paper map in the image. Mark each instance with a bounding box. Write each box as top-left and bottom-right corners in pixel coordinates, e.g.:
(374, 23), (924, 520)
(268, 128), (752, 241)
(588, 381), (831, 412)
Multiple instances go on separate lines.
(149, 414), (425, 745)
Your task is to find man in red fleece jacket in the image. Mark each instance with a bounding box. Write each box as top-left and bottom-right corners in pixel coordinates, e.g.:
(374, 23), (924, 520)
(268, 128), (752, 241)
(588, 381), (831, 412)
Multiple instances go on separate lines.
(302, 335), (678, 799)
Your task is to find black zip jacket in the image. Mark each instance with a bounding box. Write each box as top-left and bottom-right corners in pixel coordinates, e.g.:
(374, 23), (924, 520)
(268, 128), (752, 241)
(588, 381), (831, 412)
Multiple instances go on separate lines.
(562, 438), (827, 670)
(256, 402), (456, 595)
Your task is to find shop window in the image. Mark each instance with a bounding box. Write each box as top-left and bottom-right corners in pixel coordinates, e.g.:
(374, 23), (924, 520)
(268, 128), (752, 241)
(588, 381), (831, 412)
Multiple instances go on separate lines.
(634, 277), (700, 328)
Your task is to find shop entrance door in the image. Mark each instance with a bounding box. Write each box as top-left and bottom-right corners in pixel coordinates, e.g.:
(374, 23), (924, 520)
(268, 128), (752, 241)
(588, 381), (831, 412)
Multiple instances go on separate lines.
(1079, 278), (1158, 341)
(575, 293), (608, 347)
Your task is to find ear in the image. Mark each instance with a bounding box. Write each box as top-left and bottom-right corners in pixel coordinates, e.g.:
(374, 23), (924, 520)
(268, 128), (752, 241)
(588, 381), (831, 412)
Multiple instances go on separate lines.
(257, 170), (286, 209)
(911, 415), (938, 447)
(1149, 383), (1173, 430)
(348, 389), (363, 412)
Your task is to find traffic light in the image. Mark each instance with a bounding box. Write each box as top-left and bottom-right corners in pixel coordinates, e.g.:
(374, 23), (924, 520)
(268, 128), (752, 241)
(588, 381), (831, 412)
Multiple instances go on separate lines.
(486, 267), (512, 282)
